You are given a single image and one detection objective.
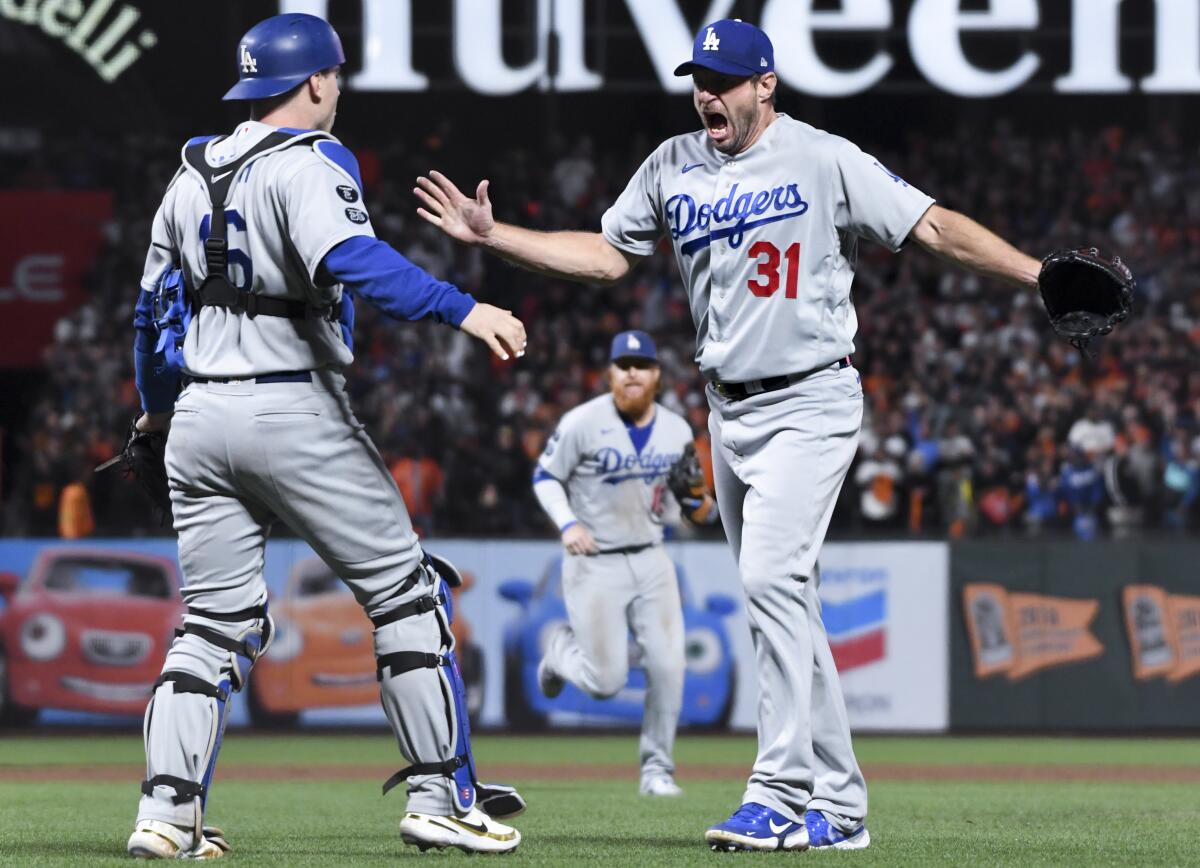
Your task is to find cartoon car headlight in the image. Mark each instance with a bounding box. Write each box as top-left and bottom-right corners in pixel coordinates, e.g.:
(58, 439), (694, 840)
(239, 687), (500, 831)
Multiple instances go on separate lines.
(685, 627), (722, 675)
(267, 617), (303, 662)
(20, 613), (67, 662)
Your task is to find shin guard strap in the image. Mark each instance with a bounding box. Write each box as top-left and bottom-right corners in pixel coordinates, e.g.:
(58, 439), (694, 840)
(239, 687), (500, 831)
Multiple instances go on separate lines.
(155, 670), (228, 702)
(141, 774), (206, 805)
(369, 593), (445, 629)
(375, 651), (443, 681)
(381, 754), (468, 796)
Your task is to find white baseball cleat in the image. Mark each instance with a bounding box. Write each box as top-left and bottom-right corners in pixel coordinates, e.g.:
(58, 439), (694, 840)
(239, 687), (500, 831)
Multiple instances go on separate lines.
(400, 807), (521, 854)
(640, 776), (684, 797)
(127, 820), (230, 859)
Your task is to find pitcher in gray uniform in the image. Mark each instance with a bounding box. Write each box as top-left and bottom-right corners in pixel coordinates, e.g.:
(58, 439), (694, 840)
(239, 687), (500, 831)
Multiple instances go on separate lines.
(416, 17), (1042, 853)
(126, 13), (527, 859)
(532, 330), (719, 798)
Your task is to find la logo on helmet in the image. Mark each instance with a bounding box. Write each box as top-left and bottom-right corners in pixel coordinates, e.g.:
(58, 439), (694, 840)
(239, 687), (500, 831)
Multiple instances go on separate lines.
(702, 27), (720, 51)
(241, 45), (257, 73)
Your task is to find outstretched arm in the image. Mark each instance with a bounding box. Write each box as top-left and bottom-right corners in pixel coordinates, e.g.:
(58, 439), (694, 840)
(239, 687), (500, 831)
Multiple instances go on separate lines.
(414, 171), (641, 285)
(910, 204), (1040, 289)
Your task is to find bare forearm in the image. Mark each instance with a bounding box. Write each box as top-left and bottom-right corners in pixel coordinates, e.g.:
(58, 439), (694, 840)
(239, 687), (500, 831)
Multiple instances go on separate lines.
(484, 224), (635, 285)
(913, 205), (1040, 290)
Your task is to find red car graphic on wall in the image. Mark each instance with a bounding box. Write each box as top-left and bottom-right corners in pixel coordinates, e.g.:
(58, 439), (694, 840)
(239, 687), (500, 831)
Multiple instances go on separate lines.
(0, 547), (181, 725)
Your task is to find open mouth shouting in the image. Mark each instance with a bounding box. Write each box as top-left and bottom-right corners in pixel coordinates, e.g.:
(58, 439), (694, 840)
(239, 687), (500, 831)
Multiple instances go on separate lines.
(702, 110), (730, 147)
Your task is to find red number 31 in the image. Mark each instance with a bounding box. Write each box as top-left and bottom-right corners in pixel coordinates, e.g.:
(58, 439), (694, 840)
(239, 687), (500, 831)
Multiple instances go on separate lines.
(746, 241), (801, 298)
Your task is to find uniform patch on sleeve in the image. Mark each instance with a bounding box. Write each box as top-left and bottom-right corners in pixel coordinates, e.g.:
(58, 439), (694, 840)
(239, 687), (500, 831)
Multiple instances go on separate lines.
(336, 185), (359, 203)
(344, 207), (368, 224)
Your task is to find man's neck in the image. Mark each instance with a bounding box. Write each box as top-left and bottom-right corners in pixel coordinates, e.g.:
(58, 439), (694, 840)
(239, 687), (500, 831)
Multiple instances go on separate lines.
(736, 108), (779, 155)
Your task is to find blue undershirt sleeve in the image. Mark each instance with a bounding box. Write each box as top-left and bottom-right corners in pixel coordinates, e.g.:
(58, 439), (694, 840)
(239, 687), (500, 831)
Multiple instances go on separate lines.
(132, 287), (178, 414)
(318, 235), (476, 327)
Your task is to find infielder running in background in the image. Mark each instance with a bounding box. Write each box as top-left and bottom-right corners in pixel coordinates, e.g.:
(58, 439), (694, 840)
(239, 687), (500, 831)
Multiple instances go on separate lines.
(532, 329), (718, 798)
(416, 17), (1043, 853)
(127, 14), (526, 858)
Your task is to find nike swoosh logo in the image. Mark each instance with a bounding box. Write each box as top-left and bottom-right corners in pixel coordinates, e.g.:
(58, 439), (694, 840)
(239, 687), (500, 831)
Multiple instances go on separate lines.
(681, 162), (703, 174)
(211, 170), (234, 183)
(600, 427), (616, 434)
(768, 819), (791, 835)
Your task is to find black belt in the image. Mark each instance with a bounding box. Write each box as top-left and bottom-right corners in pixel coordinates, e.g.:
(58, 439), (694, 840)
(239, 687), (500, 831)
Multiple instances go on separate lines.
(182, 370), (313, 386)
(594, 542), (657, 556)
(712, 357), (851, 401)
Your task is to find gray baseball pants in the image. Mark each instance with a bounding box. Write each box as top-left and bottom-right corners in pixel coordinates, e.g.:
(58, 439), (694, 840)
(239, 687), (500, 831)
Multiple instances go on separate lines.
(546, 545), (685, 783)
(136, 370), (458, 832)
(706, 363), (868, 833)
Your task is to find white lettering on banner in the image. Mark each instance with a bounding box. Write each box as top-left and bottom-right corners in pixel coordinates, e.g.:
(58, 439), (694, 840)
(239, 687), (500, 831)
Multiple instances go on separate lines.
(1, 0), (156, 82)
(262, 0), (1199, 96)
(1055, 0), (1131, 92)
(0, 255), (66, 302)
(909, 0), (1040, 97)
(762, 0), (892, 98)
(623, 0), (737, 94)
(1143, 0), (1200, 92)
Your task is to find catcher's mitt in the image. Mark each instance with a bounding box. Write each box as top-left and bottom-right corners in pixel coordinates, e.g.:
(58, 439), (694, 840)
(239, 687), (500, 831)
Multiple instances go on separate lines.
(95, 419), (170, 521)
(1038, 247), (1134, 353)
(667, 443), (706, 511)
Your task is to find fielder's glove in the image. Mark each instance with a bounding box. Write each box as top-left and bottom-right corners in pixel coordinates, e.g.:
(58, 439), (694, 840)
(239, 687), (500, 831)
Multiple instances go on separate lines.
(95, 418), (171, 522)
(1038, 247), (1134, 354)
(667, 443), (710, 520)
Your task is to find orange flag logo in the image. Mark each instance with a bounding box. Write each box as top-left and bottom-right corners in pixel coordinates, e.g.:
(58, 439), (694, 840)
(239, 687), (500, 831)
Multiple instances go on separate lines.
(1123, 586), (1200, 683)
(963, 584), (1104, 680)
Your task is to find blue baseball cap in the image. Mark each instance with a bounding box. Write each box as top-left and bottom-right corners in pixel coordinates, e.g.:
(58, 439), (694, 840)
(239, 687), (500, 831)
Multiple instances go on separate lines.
(674, 19), (774, 78)
(610, 330), (658, 363)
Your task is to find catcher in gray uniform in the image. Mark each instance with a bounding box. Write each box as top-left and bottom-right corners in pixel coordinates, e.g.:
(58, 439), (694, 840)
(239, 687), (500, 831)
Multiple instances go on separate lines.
(532, 329), (718, 797)
(417, 17), (1045, 854)
(126, 13), (526, 858)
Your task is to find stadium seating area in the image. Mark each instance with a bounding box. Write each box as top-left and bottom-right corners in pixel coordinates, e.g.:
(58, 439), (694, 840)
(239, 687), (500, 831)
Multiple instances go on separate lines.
(4, 119), (1198, 538)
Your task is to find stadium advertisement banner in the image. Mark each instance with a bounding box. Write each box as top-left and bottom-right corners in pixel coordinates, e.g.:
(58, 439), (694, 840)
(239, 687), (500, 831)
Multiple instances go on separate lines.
(0, 191), (113, 368)
(0, 538), (948, 732)
(951, 541), (1200, 729)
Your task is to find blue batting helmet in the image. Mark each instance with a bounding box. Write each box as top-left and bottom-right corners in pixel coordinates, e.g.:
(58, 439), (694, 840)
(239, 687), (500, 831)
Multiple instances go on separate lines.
(222, 13), (345, 102)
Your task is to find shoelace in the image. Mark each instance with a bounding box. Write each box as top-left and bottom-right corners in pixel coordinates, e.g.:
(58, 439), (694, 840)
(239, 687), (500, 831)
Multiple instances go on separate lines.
(729, 803), (773, 824)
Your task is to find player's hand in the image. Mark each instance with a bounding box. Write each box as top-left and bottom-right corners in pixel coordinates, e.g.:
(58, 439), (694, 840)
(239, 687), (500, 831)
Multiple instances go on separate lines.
(414, 171), (495, 245)
(562, 523), (598, 556)
(136, 412), (172, 433)
(460, 303), (526, 360)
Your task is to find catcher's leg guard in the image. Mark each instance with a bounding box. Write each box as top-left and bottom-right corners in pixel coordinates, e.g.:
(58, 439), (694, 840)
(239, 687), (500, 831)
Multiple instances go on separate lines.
(374, 555), (526, 818)
(137, 604), (272, 843)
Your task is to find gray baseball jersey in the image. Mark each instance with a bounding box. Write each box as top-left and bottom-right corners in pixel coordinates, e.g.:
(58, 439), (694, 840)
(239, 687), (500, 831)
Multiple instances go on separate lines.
(536, 395), (692, 550)
(601, 114), (934, 382)
(139, 121), (368, 377)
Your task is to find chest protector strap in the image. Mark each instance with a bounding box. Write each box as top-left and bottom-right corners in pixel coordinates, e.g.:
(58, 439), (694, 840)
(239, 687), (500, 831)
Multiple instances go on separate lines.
(182, 130), (329, 319)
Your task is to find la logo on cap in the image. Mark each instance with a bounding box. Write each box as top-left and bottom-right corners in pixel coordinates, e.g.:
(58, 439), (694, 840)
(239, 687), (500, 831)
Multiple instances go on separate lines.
(702, 26), (720, 51)
(241, 45), (257, 73)
(628, 335), (641, 350)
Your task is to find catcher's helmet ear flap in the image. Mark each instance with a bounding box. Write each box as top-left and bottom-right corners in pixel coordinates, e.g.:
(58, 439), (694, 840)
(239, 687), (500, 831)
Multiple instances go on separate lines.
(222, 13), (345, 102)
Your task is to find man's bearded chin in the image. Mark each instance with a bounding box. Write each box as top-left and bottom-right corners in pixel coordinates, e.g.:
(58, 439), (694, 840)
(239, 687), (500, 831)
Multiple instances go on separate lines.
(614, 388), (655, 419)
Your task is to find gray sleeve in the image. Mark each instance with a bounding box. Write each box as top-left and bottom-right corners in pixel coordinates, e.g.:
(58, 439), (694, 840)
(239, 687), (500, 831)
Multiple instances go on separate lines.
(139, 182), (179, 291)
(281, 160), (376, 281)
(536, 413), (583, 483)
(832, 139), (935, 252)
(600, 147), (664, 256)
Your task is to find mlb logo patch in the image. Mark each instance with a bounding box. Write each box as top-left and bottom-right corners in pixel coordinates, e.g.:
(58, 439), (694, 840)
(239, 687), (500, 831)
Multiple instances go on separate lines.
(820, 567), (887, 671)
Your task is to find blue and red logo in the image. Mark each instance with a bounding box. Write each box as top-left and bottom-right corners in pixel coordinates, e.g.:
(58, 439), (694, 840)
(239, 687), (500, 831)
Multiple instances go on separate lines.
(821, 567), (887, 671)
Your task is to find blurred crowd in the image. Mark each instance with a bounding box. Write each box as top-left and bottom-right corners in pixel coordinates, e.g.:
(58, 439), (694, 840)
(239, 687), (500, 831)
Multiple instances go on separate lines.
(4, 116), (1199, 540)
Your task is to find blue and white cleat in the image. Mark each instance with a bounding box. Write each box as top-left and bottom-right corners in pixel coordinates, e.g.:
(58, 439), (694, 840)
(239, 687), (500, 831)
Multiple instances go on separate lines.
(704, 803), (808, 852)
(804, 809), (871, 850)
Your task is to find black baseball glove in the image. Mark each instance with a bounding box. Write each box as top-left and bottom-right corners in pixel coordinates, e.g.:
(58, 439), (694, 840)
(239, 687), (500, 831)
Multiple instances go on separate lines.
(667, 443), (707, 514)
(1038, 247), (1134, 353)
(95, 419), (171, 521)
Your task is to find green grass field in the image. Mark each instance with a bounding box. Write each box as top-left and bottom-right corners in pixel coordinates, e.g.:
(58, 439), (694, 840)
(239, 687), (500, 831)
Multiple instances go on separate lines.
(2, 734), (1199, 866)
